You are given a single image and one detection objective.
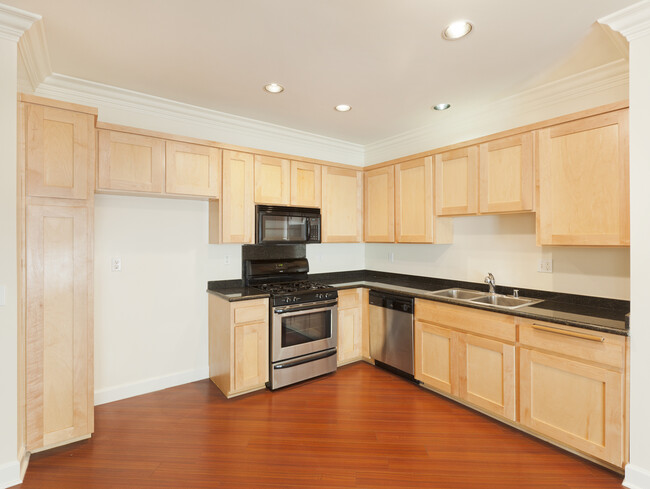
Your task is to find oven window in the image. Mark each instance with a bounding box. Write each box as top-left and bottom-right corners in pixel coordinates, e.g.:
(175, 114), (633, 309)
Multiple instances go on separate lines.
(282, 311), (332, 347)
(261, 216), (307, 242)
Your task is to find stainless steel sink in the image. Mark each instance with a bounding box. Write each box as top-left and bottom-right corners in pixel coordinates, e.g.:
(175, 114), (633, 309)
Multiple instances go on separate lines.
(428, 288), (488, 300)
(468, 294), (543, 309)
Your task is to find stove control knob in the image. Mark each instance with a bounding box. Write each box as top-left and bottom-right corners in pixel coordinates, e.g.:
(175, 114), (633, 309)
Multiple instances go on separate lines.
(316, 293), (323, 300)
(293, 296), (299, 303)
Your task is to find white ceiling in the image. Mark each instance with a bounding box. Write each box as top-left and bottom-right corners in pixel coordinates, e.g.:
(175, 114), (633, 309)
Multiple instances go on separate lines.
(6, 0), (636, 145)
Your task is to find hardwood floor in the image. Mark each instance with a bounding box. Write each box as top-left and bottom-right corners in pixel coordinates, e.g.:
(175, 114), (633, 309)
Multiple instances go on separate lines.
(18, 362), (623, 489)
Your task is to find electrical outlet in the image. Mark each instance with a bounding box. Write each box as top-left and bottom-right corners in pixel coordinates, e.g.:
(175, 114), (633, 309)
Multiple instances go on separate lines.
(538, 259), (553, 273)
(111, 257), (121, 272)
(389, 252), (394, 263)
(224, 255), (231, 265)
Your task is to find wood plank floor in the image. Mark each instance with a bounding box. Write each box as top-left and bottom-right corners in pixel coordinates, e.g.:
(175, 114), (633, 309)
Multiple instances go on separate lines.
(18, 362), (624, 489)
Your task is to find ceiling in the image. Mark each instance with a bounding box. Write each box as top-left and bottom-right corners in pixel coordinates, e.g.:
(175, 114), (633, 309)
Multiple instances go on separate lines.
(6, 0), (636, 145)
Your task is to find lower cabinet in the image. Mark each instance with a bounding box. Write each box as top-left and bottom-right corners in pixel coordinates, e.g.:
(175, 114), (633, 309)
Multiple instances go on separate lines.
(414, 321), (457, 395)
(208, 295), (269, 397)
(337, 288), (364, 365)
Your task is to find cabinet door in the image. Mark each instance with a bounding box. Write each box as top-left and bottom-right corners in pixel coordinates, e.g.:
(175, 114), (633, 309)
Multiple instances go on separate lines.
(165, 141), (221, 198)
(97, 130), (164, 193)
(537, 110), (629, 246)
(435, 146), (478, 216)
(222, 150), (254, 243)
(414, 321), (458, 395)
(254, 155), (290, 205)
(291, 161), (321, 208)
(457, 333), (515, 420)
(364, 166), (395, 242)
(479, 133), (533, 214)
(26, 203), (93, 450)
(25, 104), (94, 199)
(233, 321), (269, 393)
(321, 166), (363, 242)
(520, 348), (624, 466)
(338, 289), (363, 366)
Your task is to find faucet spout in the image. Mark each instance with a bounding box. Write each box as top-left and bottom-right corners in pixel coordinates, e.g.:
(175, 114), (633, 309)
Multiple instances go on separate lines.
(484, 273), (496, 294)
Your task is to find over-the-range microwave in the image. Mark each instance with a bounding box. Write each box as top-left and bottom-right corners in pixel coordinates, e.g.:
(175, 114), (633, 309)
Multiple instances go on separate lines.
(256, 205), (321, 244)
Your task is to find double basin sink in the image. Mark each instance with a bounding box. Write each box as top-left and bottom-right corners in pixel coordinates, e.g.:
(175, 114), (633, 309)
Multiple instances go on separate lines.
(425, 288), (543, 310)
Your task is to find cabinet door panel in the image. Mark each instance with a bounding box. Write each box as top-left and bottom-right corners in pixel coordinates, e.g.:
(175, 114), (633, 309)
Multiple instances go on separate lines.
(255, 155), (290, 205)
(414, 321), (457, 395)
(520, 348), (623, 466)
(222, 151), (254, 243)
(166, 141), (220, 197)
(321, 166), (363, 242)
(291, 161), (321, 207)
(435, 146), (478, 216)
(338, 291), (363, 366)
(26, 204), (92, 450)
(26, 105), (93, 199)
(233, 322), (268, 393)
(364, 166), (395, 242)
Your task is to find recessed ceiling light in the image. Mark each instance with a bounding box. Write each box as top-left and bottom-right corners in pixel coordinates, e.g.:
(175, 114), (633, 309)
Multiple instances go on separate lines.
(264, 83), (284, 93)
(335, 104), (351, 112)
(442, 20), (472, 40)
(432, 103), (451, 111)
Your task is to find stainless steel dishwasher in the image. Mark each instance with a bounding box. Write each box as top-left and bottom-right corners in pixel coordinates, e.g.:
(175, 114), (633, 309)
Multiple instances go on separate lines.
(369, 290), (414, 377)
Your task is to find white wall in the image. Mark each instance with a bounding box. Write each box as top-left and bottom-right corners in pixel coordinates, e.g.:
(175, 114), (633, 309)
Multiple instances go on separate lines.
(367, 214), (630, 300)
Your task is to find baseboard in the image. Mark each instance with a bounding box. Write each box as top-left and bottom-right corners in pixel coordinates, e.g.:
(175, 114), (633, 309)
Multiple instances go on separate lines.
(624, 464), (650, 489)
(94, 367), (209, 405)
(0, 459), (21, 489)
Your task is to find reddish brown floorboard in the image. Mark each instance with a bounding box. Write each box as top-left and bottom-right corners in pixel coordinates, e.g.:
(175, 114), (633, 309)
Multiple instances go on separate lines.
(18, 362), (624, 489)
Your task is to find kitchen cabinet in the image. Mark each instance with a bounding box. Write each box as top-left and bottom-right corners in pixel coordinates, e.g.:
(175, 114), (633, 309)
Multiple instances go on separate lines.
(337, 288), (364, 365)
(435, 146), (478, 216)
(254, 155), (290, 205)
(25, 103), (94, 200)
(479, 133), (533, 214)
(97, 129), (165, 194)
(221, 150), (255, 243)
(395, 157), (452, 243)
(364, 165), (395, 242)
(290, 161), (321, 208)
(208, 296), (269, 397)
(536, 109), (629, 246)
(414, 320), (458, 395)
(165, 141), (221, 198)
(321, 166), (363, 242)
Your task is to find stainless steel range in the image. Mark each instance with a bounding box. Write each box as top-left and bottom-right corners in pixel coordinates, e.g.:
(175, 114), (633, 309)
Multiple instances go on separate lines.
(243, 257), (338, 390)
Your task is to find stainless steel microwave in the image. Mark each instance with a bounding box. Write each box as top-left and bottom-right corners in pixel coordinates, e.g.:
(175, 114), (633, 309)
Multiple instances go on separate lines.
(256, 205), (321, 244)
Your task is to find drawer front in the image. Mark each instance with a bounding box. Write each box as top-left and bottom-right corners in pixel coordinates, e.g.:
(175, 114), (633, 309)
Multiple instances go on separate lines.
(415, 299), (515, 343)
(518, 319), (625, 369)
(338, 288), (362, 309)
(233, 300), (269, 325)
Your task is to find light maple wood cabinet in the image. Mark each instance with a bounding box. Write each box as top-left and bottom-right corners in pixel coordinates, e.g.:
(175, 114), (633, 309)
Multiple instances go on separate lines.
(395, 157), (452, 243)
(254, 155), (290, 205)
(220, 150), (255, 243)
(364, 165), (395, 242)
(25, 103), (94, 200)
(536, 109), (629, 246)
(479, 132), (533, 214)
(435, 146), (478, 216)
(291, 161), (321, 208)
(321, 166), (363, 242)
(414, 320), (457, 395)
(208, 296), (269, 398)
(165, 141), (221, 198)
(337, 288), (364, 365)
(97, 129), (165, 194)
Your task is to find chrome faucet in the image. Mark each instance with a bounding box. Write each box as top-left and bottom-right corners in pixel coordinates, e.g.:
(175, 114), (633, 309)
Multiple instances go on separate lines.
(484, 273), (496, 294)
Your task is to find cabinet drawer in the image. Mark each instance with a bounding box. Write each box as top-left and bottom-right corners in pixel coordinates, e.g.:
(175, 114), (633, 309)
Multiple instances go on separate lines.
(233, 300), (268, 325)
(338, 288), (362, 309)
(518, 320), (625, 370)
(415, 299), (515, 343)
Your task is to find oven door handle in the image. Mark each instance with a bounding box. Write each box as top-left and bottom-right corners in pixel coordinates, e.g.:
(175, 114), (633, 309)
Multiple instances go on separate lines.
(273, 349), (337, 370)
(274, 300), (338, 314)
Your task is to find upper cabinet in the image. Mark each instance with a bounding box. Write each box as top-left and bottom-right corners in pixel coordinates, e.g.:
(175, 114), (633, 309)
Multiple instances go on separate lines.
(97, 130), (164, 194)
(254, 155), (290, 205)
(537, 110), (629, 246)
(25, 104), (95, 200)
(290, 161), (321, 208)
(166, 141), (221, 198)
(221, 150), (255, 244)
(364, 165), (395, 242)
(479, 133), (533, 214)
(435, 146), (478, 216)
(395, 157), (452, 244)
(322, 166), (363, 242)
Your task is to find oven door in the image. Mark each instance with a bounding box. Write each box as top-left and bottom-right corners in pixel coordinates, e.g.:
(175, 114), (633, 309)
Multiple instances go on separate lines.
(272, 301), (338, 362)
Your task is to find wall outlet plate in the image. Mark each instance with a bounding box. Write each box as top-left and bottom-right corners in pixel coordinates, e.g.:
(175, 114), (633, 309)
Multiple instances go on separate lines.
(538, 259), (553, 273)
(111, 257), (122, 272)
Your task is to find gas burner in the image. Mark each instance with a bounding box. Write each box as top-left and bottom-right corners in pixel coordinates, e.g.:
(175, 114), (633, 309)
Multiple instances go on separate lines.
(254, 280), (333, 294)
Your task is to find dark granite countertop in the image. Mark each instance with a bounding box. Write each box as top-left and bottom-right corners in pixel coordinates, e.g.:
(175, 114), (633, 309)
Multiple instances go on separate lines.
(207, 270), (629, 336)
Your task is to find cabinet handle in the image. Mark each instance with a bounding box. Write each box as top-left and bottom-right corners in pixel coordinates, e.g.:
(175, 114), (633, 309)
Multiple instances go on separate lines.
(531, 324), (604, 342)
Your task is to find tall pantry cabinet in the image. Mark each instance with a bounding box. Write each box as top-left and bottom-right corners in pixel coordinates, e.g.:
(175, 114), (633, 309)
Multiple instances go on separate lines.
(18, 95), (96, 451)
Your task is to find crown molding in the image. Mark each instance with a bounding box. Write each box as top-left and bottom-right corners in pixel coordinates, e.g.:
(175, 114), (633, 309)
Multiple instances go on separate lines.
(17, 19), (51, 90)
(35, 74), (364, 166)
(599, 0), (650, 41)
(0, 4), (39, 42)
(364, 59), (629, 164)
